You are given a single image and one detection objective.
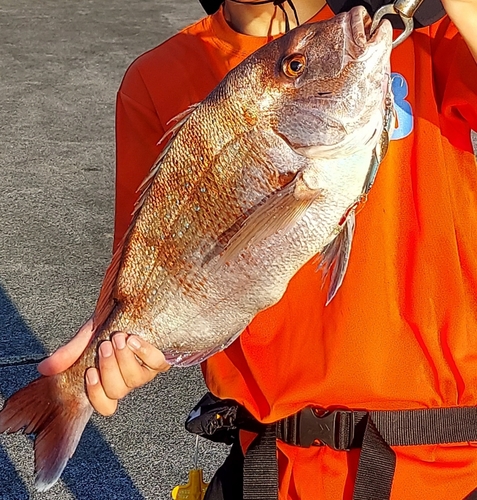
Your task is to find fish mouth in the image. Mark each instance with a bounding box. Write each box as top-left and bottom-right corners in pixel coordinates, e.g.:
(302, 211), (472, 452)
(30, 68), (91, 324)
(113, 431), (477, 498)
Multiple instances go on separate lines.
(345, 6), (392, 60)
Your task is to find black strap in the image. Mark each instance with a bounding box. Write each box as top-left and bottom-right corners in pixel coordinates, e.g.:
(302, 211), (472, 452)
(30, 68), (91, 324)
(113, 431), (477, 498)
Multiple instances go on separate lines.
(370, 407), (477, 446)
(187, 395), (477, 500)
(353, 407), (477, 500)
(243, 424), (278, 500)
(353, 415), (396, 500)
(276, 406), (477, 499)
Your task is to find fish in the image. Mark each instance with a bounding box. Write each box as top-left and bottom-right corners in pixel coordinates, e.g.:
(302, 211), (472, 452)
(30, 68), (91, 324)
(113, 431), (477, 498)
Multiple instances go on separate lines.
(0, 6), (394, 491)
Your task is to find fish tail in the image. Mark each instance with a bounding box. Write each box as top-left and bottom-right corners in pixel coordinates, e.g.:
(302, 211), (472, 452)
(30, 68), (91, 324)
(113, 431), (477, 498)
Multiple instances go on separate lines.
(0, 374), (93, 491)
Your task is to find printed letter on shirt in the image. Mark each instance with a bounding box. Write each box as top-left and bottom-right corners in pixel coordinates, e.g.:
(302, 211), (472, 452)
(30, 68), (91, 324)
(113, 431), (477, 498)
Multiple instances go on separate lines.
(391, 73), (413, 140)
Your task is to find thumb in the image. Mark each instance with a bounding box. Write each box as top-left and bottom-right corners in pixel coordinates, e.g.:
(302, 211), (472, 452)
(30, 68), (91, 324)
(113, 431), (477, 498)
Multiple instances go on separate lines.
(38, 317), (95, 376)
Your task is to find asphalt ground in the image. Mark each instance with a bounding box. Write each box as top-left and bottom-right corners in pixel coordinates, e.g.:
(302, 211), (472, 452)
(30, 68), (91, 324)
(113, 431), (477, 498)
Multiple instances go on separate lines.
(0, 1), (228, 499)
(0, 2), (476, 500)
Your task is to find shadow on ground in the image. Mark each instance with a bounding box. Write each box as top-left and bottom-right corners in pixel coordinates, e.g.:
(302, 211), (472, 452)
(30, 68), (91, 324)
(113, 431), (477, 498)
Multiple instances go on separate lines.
(0, 283), (145, 499)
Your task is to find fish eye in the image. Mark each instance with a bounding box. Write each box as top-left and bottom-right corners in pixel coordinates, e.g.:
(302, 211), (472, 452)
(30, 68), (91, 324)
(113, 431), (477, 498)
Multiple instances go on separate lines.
(282, 54), (306, 78)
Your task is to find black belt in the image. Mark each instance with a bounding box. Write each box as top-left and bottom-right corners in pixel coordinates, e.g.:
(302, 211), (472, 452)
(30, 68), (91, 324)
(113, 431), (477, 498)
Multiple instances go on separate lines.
(276, 406), (477, 500)
(186, 394), (477, 500)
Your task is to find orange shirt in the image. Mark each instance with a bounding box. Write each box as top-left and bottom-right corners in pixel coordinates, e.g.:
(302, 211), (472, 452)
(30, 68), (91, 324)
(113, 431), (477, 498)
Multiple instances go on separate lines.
(115, 6), (477, 499)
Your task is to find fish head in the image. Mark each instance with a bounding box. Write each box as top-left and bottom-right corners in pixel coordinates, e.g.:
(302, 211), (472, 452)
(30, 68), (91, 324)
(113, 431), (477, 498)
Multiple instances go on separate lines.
(244, 6), (393, 158)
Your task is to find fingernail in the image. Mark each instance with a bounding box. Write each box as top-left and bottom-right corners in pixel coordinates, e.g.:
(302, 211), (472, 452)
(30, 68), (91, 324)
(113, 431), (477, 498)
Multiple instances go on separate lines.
(100, 341), (113, 357)
(113, 334), (126, 350)
(127, 336), (141, 350)
(86, 369), (99, 385)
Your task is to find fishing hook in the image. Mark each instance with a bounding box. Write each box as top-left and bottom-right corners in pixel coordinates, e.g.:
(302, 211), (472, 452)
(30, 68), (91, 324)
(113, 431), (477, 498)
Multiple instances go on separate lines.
(370, 0), (426, 48)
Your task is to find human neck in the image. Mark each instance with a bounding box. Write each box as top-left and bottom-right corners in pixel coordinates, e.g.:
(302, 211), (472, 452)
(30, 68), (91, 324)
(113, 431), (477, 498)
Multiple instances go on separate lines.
(223, 0), (327, 37)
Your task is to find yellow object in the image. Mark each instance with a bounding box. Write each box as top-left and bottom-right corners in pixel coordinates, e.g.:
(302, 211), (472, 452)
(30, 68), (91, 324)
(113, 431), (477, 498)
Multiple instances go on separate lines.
(171, 469), (209, 500)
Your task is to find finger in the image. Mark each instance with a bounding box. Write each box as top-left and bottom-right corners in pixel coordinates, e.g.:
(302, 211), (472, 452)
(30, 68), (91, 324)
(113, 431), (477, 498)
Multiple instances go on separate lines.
(97, 340), (132, 400)
(38, 317), (95, 376)
(126, 335), (170, 373)
(112, 333), (154, 389)
(85, 367), (118, 416)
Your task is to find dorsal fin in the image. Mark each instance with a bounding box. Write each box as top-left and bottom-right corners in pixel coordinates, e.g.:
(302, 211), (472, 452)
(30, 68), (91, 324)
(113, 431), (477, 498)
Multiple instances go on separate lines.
(137, 104), (199, 195)
(92, 238), (124, 329)
(92, 105), (198, 330)
(162, 104), (199, 143)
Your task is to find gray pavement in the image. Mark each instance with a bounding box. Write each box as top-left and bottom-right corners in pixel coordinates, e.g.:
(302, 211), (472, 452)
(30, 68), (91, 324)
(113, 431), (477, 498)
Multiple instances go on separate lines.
(0, 1), (227, 499)
(1, 2), (477, 500)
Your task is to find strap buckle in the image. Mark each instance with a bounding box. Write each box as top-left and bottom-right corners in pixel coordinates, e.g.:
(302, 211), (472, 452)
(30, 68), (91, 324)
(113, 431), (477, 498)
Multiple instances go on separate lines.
(278, 407), (356, 450)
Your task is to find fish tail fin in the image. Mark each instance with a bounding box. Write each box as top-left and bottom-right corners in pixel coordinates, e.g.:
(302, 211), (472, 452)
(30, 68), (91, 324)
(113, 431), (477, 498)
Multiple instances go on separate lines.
(0, 375), (93, 491)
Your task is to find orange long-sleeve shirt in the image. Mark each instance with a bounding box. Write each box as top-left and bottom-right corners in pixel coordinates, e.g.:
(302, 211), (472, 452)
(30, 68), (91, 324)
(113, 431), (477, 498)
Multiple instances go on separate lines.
(115, 6), (477, 499)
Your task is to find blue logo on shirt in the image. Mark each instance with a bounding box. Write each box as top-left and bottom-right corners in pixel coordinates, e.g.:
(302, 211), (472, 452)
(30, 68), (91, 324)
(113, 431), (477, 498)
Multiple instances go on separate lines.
(390, 73), (413, 140)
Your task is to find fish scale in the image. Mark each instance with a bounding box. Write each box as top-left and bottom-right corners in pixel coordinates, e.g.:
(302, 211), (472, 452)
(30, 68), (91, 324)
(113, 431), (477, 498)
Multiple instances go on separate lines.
(0, 6), (394, 492)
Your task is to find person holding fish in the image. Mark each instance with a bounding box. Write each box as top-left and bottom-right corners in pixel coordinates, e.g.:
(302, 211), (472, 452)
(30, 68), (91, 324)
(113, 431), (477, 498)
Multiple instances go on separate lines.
(2, 0), (476, 498)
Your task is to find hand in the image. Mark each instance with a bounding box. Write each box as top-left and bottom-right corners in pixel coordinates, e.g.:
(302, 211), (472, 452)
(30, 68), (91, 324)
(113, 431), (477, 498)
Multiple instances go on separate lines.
(38, 319), (170, 416)
(440, 0), (477, 61)
(85, 332), (170, 416)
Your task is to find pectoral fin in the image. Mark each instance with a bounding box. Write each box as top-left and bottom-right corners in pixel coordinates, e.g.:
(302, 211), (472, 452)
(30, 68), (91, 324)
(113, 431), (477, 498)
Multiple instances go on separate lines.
(317, 211), (356, 305)
(216, 175), (321, 265)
